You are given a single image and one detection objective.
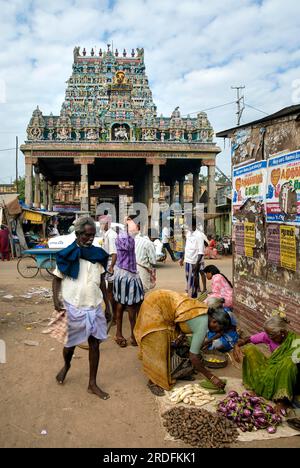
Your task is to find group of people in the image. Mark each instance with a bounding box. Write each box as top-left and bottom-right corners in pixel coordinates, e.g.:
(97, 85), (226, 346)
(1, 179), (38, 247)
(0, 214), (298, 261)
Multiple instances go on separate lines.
(51, 215), (299, 413)
(52, 215), (156, 398)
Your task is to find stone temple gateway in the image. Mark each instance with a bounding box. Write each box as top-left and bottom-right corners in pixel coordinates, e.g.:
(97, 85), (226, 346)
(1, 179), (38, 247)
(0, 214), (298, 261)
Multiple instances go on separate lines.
(21, 45), (220, 231)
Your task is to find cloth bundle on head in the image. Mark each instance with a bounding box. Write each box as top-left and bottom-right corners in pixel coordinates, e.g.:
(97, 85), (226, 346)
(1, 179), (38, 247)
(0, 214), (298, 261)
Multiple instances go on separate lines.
(125, 216), (139, 236)
(99, 214), (112, 226)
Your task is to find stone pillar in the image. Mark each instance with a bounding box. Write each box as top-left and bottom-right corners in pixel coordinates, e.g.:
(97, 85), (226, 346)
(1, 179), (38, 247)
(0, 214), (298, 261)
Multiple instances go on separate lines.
(178, 177), (185, 209)
(48, 182), (53, 211)
(80, 163), (89, 212)
(151, 163), (160, 237)
(207, 163), (216, 235)
(41, 175), (48, 210)
(152, 164), (160, 202)
(25, 161), (33, 207)
(192, 169), (200, 212)
(169, 180), (176, 206)
(33, 165), (41, 208)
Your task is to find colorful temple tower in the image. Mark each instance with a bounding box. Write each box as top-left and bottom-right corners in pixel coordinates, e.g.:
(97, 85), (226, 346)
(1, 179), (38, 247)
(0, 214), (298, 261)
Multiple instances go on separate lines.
(21, 45), (220, 231)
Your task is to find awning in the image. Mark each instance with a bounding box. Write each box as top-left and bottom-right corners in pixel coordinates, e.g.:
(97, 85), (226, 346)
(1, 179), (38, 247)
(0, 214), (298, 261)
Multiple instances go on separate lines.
(22, 208), (59, 224)
(0, 194), (22, 216)
(23, 210), (44, 223)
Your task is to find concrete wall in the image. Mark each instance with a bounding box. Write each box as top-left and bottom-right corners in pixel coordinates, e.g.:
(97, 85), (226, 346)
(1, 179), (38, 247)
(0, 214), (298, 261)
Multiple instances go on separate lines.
(231, 114), (300, 334)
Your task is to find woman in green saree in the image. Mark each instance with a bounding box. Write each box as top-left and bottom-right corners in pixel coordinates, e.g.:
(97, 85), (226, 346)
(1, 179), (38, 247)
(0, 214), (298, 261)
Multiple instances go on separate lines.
(234, 316), (300, 411)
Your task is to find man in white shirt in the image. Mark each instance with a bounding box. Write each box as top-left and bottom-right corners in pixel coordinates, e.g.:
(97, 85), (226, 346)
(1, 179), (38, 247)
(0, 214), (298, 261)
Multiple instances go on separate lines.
(135, 226), (157, 292)
(179, 218), (201, 298)
(161, 226), (176, 261)
(194, 225), (209, 292)
(52, 216), (110, 400)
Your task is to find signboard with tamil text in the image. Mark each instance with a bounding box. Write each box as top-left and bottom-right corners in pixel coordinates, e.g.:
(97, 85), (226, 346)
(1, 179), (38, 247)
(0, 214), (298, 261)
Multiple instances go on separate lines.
(232, 160), (267, 223)
(266, 150), (300, 225)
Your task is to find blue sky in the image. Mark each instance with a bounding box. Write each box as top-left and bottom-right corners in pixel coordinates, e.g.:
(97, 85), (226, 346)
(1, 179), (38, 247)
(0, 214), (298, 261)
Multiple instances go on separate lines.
(0, 0), (300, 182)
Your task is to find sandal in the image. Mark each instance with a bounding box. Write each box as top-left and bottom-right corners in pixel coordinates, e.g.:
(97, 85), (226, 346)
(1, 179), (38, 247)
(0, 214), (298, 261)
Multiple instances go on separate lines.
(130, 337), (138, 347)
(114, 336), (127, 348)
(147, 382), (165, 397)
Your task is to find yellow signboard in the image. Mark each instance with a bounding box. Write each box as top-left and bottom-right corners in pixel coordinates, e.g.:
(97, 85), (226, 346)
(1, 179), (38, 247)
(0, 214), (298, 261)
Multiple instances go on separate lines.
(280, 225), (296, 271)
(80, 182), (88, 198)
(244, 222), (256, 257)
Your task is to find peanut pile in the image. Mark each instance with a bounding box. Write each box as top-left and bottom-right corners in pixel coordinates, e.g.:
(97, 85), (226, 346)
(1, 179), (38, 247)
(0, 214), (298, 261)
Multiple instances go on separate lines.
(162, 406), (239, 448)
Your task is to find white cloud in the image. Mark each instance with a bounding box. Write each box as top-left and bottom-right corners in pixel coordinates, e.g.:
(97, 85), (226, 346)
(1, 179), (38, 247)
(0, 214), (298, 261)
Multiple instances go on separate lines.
(0, 0), (300, 182)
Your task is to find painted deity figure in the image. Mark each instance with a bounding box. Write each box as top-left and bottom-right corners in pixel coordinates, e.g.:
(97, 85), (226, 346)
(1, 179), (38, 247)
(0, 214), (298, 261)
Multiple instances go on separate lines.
(143, 129), (155, 141)
(57, 127), (69, 140)
(114, 126), (129, 141)
(29, 127), (42, 140)
(86, 128), (98, 140)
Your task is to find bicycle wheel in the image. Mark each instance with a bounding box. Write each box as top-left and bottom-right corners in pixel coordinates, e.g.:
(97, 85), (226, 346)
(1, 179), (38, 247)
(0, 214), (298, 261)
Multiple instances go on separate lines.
(17, 256), (39, 278)
(40, 258), (56, 281)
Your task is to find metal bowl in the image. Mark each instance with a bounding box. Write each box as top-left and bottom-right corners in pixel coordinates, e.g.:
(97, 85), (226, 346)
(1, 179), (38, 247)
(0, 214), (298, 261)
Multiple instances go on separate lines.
(202, 350), (228, 368)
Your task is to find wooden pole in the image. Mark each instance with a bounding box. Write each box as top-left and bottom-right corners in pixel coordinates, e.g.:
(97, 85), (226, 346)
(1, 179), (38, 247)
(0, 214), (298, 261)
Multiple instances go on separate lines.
(16, 136), (18, 192)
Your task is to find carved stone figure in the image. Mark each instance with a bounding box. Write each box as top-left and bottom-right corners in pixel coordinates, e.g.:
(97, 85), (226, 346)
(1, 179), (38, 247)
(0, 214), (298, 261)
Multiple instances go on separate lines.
(114, 126), (129, 141)
(86, 128), (98, 140)
(73, 46), (80, 61)
(57, 127), (69, 140)
(28, 127), (42, 140)
(143, 128), (156, 141)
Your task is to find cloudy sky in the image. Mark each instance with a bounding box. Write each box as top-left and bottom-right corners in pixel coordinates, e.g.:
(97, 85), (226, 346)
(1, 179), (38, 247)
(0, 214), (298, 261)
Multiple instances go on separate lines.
(0, 0), (300, 182)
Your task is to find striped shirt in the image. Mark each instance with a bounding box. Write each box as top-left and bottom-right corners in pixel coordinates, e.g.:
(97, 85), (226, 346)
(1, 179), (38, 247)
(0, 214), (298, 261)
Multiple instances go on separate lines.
(135, 234), (156, 269)
(115, 231), (137, 273)
(103, 228), (117, 256)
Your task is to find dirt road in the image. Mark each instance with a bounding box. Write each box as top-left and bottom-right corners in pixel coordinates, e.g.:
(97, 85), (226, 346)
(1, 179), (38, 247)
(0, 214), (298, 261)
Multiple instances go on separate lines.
(0, 256), (299, 448)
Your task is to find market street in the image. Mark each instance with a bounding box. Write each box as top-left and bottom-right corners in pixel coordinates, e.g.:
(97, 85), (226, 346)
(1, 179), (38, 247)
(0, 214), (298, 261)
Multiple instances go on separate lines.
(0, 257), (298, 448)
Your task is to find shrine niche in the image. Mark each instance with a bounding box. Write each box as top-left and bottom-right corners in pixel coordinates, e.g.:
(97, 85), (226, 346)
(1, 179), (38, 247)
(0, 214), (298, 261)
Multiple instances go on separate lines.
(26, 106), (45, 140)
(111, 123), (130, 141)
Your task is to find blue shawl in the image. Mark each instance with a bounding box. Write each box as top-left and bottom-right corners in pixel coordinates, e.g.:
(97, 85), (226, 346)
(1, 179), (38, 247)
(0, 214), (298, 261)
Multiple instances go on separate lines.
(56, 241), (109, 279)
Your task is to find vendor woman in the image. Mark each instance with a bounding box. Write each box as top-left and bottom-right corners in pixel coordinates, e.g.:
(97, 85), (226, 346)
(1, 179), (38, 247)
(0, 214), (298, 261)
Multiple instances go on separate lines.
(234, 315), (300, 410)
(134, 289), (231, 396)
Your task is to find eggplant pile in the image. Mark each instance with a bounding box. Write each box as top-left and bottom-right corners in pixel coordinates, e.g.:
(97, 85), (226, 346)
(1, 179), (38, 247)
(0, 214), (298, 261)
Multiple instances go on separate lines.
(217, 391), (285, 434)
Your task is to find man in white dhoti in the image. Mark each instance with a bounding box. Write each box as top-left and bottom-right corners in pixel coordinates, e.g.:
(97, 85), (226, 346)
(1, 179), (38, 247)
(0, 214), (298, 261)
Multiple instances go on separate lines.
(52, 216), (110, 400)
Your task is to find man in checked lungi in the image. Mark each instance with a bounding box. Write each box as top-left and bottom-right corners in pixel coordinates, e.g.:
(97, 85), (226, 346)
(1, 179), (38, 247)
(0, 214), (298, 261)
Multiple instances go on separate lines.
(52, 216), (110, 400)
(179, 217), (202, 299)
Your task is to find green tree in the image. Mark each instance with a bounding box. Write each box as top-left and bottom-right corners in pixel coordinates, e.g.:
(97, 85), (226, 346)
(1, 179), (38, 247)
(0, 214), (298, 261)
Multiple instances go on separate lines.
(13, 176), (25, 202)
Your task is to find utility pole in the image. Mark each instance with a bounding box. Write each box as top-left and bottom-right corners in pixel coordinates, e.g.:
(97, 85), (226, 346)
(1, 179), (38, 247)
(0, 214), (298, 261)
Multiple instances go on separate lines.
(231, 85), (245, 125)
(15, 136), (18, 192)
(216, 165), (231, 184)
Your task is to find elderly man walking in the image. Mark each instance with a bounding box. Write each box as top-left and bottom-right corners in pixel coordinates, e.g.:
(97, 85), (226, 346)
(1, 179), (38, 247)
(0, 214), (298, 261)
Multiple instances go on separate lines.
(52, 216), (110, 400)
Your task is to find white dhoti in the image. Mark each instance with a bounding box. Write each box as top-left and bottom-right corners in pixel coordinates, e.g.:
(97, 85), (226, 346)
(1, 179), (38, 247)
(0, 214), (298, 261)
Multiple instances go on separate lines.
(137, 265), (151, 293)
